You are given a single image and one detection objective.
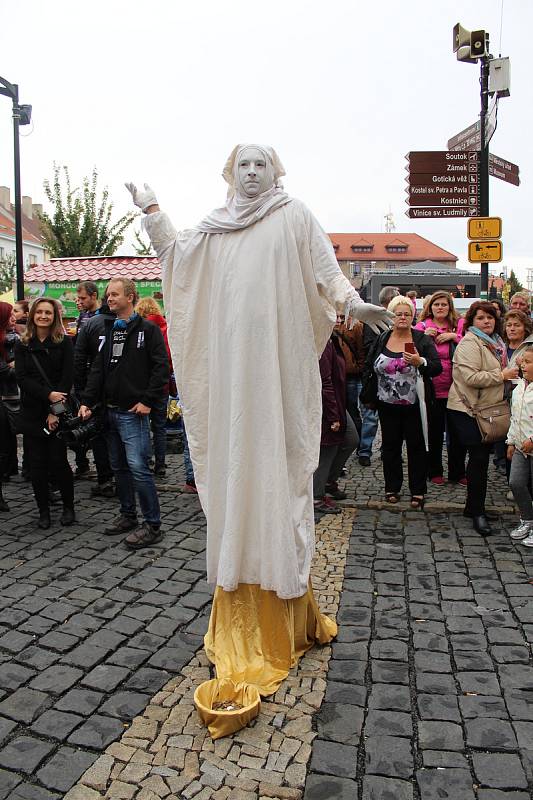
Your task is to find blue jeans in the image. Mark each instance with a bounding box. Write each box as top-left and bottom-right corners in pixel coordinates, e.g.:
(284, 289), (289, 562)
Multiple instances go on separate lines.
(149, 398), (167, 468)
(183, 423), (194, 483)
(348, 379), (379, 458)
(107, 409), (161, 525)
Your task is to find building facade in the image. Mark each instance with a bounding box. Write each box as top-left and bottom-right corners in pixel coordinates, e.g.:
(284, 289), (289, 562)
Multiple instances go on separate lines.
(328, 233), (457, 289)
(0, 186), (47, 268)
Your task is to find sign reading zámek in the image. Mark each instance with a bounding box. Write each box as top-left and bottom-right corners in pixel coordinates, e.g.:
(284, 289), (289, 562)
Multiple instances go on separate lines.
(24, 280), (164, 317)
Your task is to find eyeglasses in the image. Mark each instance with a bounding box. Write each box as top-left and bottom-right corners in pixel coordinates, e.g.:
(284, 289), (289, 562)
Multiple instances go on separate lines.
(394, 312), (412, 318)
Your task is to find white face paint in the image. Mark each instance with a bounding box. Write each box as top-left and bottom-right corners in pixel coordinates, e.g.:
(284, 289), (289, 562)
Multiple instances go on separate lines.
(236, 147), (273, 197)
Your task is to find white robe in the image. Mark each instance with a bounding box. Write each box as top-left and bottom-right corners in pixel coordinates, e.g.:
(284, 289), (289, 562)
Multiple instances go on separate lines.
(144, 198), (361, 599)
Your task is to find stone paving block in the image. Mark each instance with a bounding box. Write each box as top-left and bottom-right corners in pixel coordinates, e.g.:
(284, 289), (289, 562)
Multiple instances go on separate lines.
(29, 665), (84, 694)
(67, 713), (125, 748)
(36, 746), (98, 792)
(304, 774), (359, 800)
(477, 792), (530, 800)
(81, 664), (130, 692)
(370, 661), (408, 685)
(472, 753), (528, 789)
(327, 659), (366, 685)
(0, 716), (17, 744)
(54, 688), (104, 716)
(417, 693), (460, 722)
(0, 688), (50, 723)
(364, 709), (412, 737)
(368, 683), (410, 712)
(0, 662), (35, 691)
(416, 768), (475, 799)
(422, 750), (469, 768)
(416, 672), (456, 695)
(315, 702), (363, 745)
(0, 735), (55, 773)
(465, 718), (518, 750)
(0, 768), (21, 799)
(324, 681), (367, 706)
(6, 781), (61, 800)
(99, 691), (151, 719)
(31, 709), (84, 740)
(459, 695), (509, 719)
(418, 720), (464, 750)
(309, 739), (357, 779)
(456, 671), (502, 695)
(364, 735), (413, 778)
(361, 775), (413, 799)
(369, 640), (407, 661)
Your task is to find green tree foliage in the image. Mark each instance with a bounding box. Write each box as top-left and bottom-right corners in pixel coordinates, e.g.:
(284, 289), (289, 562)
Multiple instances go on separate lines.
(0, 252), (15, 294)
(507, 269), (524, 296)
(132, 229), (154, 256)
(38, 165), (137, 257)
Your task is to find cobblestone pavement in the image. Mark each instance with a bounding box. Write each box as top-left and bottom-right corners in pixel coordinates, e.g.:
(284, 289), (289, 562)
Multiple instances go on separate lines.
(2, 443), (533, 799)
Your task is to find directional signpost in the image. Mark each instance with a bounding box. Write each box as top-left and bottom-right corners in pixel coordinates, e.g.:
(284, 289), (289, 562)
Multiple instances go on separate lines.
(405, 151), (480, 218)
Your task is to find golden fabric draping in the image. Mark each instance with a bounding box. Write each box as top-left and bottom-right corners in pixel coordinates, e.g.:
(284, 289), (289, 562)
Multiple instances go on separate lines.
(204, 581), (337, 698)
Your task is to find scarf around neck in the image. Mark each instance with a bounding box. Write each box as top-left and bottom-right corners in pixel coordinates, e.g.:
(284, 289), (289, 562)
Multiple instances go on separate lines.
(470, 326), (507, 365)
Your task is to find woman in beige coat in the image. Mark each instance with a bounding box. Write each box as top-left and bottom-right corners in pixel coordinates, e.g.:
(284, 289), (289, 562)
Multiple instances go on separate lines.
(448, 301), (518, 535)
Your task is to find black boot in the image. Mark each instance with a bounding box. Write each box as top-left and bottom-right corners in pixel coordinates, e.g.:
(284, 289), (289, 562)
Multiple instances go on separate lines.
(0, 484), (9, 512)
(60, 507), (76, 526)
(38, 508), (51, 529)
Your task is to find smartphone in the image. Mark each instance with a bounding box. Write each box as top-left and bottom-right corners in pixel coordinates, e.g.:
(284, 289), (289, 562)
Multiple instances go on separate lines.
(404, 342), (416, 354)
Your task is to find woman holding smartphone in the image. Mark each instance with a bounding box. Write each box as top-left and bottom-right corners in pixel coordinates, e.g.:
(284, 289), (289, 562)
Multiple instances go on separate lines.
(15, 297), (75, 529)
(361, 295), (442, 508)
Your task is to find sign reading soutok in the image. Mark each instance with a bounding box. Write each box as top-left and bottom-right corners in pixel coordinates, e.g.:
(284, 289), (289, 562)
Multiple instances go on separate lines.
(24, 280), (164, 317)
(405, 151), (480, 218)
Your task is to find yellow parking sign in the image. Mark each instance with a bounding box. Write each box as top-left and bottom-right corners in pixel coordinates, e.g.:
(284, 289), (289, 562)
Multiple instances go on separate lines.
(468, 240), (503, 263)
(467, 217), (502, 239)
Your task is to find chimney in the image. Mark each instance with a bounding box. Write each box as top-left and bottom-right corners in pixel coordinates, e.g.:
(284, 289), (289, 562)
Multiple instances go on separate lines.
(22, 196), (33, 219)
(0, 186), (10, 210)
(32, 203), (43, 217)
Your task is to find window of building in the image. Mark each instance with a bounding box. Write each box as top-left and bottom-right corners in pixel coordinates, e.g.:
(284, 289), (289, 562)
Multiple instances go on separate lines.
(385, 245), (408, 254)
(348, 261), (363, 277)
(29, 254), (37, 264)
(0, 247), (4, 260)
(351, 245), (373, 253)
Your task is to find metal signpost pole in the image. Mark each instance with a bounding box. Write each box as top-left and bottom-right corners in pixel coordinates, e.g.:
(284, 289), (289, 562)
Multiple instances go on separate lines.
(12, 94), (25, 301)
(479, 41), (490, 299)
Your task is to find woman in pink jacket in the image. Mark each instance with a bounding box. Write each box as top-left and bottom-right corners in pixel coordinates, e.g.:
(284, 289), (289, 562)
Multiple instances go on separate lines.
(415, 291), (466, 485)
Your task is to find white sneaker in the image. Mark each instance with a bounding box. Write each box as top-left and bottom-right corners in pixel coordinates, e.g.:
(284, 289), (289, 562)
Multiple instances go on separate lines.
(510, 520), (533, 540)
(520, 532), (533, 547)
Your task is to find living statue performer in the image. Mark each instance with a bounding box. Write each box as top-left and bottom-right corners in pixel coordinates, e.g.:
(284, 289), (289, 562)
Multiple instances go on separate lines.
(126, 144), (392, 718)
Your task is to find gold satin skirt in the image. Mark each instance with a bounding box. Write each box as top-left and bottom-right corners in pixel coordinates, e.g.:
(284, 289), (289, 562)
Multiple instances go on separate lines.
(204, 581), (337, 697)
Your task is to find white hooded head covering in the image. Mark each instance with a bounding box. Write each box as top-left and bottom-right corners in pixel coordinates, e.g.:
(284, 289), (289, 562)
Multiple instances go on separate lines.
(196, 143), (291, 234)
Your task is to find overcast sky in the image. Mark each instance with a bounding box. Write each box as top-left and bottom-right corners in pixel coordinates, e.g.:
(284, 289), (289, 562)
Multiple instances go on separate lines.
(1, 0), (531, 281)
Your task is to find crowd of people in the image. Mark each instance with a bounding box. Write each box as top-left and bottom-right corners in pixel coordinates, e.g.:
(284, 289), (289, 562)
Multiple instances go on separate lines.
(1, 278), (532, 546)
(314, 285), (533, 540)
(0, 279), (195, 548)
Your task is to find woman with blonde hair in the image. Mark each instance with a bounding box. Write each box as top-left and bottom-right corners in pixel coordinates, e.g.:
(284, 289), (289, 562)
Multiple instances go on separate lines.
(415, 291), (465, 485)
(135, 297), (172, 478)
(15, 297), (75, 529)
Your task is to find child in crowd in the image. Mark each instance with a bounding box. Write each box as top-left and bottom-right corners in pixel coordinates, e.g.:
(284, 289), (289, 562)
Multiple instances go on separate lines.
(507, 345), (533, 546)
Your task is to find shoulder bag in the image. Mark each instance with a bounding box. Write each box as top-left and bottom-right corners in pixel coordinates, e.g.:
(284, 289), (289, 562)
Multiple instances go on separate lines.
(458, 389), (510, 444)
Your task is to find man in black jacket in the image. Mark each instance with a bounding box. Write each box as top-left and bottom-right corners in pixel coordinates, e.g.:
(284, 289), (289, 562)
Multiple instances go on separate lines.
(74, 299), (115, 496)
(79, 278), (169, 549)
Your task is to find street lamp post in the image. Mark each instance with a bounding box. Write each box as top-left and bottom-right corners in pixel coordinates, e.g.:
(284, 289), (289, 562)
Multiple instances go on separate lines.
(0, 76), (32, 301)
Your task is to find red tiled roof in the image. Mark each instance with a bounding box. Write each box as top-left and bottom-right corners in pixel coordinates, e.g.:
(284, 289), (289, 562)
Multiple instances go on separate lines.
(0, 210), (44, 247)
(25, 256), (161, 283)
(329, 233), (457, 263)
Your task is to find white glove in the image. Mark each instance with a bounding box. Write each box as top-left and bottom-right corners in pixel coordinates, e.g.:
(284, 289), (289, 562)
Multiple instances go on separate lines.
(125, 182), (158, 212)
(347, 301), (394, 335)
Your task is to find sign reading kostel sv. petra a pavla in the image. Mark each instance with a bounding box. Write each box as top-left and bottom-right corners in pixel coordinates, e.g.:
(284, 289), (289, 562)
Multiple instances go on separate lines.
(405, 151), (480, 218)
